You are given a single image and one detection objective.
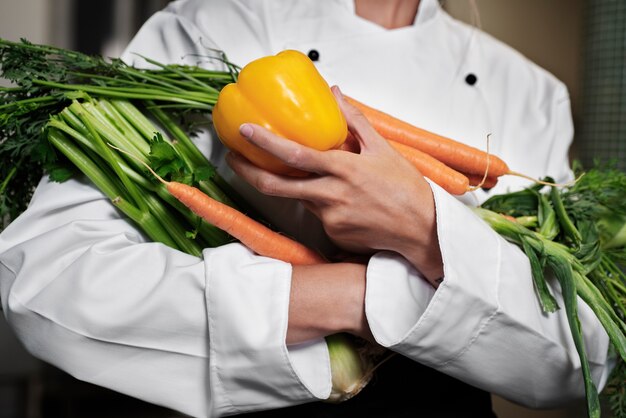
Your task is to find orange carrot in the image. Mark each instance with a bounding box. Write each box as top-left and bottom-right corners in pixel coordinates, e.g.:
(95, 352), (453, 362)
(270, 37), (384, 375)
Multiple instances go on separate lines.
(168, 180), (325, 265)
(345, 95), (510, 178)
(387, 140), (470, 195)
(466, 173), (498, 189)
(110, 144), (325, 265)
(340, 133), (471, 195)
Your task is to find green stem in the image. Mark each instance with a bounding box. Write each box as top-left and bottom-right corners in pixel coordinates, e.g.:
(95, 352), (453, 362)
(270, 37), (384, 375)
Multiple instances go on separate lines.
(143, 104), (252, 213)
(125, 71), (220, 91)
(0, 95), (59, 111)
(146, 103), (207, 166)
(48, 116), (148, 184)
(110, 100), (162, 143)
(515, 215), (538, 228)
(54, 103), (233, 248)
(549, 260), (600, 418)
(95, 99), (148, 147)
(603, 257), (626, 288)
(606, 281), (626, 322)
(158, 69), (233, 80)
(476, 206), (625, 415)
(576, 272), (626, 361)
(135, 54), (218, 92)
(590, 262), (626, 322)
(142, 191), (202, 257)
(71, 101), (148, 157)
(0, 163), (19, 196)
(551, 186), (582, 245)
(48, 129), (177, 248)
(117, 68), (188, 93)
(521, 236), (559, 312)
(59, 107), (90, 136)
(604, 222), (626, 250)
(31, 79), (213, 108)
(612, 279), (626, 296)
(76, 106), (149, 213)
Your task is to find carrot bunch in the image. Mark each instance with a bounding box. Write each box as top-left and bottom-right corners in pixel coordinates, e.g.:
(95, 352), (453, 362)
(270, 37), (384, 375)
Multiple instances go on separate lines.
(345, 96), (507, 195)
(159, 96), (517, 260)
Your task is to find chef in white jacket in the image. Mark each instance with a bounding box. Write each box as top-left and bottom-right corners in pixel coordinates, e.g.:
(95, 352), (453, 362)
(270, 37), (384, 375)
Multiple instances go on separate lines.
(0, 0), (613, 417)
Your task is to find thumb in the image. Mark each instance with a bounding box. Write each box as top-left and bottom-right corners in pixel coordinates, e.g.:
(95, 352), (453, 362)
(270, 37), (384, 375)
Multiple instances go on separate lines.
(331, 86), (388, 154)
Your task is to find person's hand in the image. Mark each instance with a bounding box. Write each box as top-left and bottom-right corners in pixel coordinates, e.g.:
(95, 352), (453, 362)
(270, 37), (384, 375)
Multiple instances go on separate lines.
(226, 86), (443, 284)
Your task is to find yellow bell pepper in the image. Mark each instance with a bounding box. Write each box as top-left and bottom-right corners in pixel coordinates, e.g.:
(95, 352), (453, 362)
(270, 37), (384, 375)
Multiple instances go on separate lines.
(212, 50), (347, 175)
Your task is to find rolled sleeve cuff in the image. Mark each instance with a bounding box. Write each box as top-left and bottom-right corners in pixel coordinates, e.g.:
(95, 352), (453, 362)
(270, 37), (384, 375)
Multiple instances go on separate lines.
(365, 251), (436, 347)
(365, 182), (501, 367)
(205, 244), (331, 416)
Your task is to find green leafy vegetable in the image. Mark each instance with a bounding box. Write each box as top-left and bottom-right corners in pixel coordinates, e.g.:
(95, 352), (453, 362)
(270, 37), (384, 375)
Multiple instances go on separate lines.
(479, 164), (626, 418)
(0, 38), (238, 229)
(0, 38), (375, 403)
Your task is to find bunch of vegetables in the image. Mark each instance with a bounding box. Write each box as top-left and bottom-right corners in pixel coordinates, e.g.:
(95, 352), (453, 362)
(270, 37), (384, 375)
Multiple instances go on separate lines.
(1, 38), (625, 416)
(352, 91), (626, 418)
(477, 167), (626, 418)
(0, 39), (375, 402)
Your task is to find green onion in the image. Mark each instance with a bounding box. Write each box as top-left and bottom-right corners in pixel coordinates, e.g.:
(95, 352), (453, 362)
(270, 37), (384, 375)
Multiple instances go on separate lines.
(480, 166), (626, 417)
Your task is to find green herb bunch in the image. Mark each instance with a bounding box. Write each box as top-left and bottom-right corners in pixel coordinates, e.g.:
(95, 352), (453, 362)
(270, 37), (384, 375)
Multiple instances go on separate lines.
(0, 38), (239, 231)
(478, 163), (626, 418)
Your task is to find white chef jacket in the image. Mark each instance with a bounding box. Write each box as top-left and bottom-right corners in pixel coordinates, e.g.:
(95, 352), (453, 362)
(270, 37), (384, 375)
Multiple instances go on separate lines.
(0, 0), (612, 417)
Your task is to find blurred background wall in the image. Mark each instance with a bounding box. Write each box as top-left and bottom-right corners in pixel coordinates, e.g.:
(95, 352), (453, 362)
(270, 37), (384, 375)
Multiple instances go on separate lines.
(0, 0), (623, 417)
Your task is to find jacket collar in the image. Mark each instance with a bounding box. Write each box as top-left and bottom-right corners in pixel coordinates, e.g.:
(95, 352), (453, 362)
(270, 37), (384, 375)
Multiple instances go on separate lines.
(335, 0), (441, 26)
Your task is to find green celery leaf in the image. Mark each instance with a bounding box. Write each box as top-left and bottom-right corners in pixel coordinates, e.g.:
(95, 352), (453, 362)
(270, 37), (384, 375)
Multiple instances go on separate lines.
(149, 132), (178, 161)
(47, 165), (75, 182)
(481, 186), (542, 217)
(148, 132), (191, 184)
(193, 165), (215, 183)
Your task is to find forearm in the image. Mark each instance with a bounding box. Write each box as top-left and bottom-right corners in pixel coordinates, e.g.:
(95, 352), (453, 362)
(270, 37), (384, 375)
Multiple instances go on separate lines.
(363, 184), (613, 407)
(228, 88), (446, 288)
(1, 177), (337, 415)
(287, 263), (371, 344)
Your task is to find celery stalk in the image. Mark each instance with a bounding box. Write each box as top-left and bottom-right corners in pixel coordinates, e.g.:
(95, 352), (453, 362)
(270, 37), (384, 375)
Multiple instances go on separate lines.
(48, 129), (178, 248)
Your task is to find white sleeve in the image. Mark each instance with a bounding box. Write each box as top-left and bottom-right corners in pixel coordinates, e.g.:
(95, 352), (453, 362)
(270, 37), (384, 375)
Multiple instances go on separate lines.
(0, 9), (331, 418)
(364, 89), (613, 408)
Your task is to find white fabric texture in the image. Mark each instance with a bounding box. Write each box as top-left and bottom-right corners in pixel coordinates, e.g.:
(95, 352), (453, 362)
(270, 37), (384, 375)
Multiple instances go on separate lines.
(0, 0), (612, 416)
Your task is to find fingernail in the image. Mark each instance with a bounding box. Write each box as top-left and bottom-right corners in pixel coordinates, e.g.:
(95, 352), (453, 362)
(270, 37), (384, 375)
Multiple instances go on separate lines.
(332, 85), (343, 99)
(239, 123), (253, 139)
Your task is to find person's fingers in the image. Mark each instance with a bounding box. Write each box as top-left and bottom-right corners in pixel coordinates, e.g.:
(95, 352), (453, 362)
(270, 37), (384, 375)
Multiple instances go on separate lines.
(239, 123), (336, 175)
(226, 152), (333, 201)
(331, 86), (389, 154)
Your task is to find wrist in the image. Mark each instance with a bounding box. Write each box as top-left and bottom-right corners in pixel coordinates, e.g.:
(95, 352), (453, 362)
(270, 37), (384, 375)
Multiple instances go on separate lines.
(340, 263), (373, 341)
(287, 263), (371, 344)
(394, 185), (444, 286)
